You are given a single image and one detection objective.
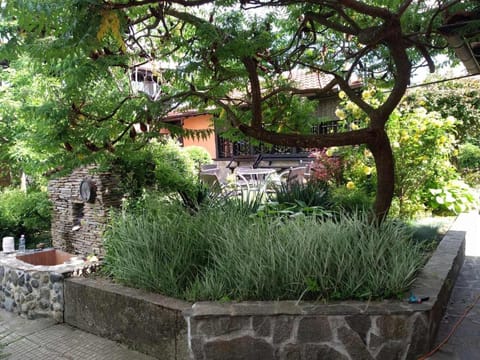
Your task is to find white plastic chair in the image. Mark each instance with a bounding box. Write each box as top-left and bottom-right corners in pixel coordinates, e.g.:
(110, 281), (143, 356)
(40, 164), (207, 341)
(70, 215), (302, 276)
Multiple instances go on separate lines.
(278, 166), (308, 187)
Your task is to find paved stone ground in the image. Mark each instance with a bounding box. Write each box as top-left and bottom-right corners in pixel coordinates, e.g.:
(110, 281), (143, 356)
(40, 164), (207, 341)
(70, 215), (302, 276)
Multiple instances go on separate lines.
(428, 210), (480, 359)
(0, 310), (156, 360)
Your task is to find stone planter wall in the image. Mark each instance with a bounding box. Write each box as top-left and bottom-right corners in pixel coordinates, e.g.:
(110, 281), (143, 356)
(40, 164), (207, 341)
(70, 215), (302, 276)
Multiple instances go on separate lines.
(64, 277), (191, 359)
(62, 222), (465, 360)
(184, 229), (465, 360)
(48, 166), (123, 256)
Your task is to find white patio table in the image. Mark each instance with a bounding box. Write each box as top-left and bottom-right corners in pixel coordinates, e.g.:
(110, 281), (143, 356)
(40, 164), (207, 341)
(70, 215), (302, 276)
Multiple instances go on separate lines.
(234, 168), (276, 193)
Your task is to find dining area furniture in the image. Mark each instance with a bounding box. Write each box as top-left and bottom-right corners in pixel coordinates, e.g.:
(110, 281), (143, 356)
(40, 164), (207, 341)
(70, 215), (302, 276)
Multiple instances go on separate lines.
(234, 167), (276, 194)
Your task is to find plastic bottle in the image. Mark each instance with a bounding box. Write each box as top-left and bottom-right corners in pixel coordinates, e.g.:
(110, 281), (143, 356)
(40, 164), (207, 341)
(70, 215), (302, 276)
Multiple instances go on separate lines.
(18, 234), (26, 253)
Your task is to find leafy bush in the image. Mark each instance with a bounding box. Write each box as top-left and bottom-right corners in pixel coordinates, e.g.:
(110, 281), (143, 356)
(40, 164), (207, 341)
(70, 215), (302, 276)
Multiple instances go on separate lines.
(260, 181), (333, 218)
(457, 143), (480, 171)
(183, 146), (212, 172)
(0, 188), (52, 247)
(330, 185), (374, 213)
(335, 86), (466, 218)
(274, 181), (331, 207)
(104, 197), (426, 302)
(114, 139), (213, 209)
(150, 138), (197, 192)
(427, 180), (477, 215)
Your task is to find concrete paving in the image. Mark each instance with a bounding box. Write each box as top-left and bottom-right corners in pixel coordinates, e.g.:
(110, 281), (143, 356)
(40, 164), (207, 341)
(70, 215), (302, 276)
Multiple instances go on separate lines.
(428, 210), (480, 359)
(0, 309), (156, 359)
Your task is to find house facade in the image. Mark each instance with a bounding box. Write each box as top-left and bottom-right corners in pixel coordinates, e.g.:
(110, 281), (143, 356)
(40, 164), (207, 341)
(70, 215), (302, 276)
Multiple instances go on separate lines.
(132, 66), (354, 160)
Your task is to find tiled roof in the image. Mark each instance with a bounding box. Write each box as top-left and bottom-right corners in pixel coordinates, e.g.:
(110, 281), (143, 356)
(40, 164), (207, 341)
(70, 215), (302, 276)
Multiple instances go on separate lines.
(284, 69), (335, 90)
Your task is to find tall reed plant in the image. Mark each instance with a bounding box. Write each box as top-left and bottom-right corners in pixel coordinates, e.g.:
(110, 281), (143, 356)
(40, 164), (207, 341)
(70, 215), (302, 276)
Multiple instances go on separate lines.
(104, 199), (427, 302)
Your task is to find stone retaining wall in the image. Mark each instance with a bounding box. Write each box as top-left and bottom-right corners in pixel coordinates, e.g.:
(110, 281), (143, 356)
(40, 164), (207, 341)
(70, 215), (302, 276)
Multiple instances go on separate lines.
(184, 229), (465, 360)
(64, 277), (191, 359)
(62, 225), (465, 360)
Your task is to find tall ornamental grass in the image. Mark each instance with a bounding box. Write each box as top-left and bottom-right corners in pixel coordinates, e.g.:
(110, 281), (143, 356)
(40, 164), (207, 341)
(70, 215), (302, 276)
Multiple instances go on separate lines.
(103, 202), (426, 302)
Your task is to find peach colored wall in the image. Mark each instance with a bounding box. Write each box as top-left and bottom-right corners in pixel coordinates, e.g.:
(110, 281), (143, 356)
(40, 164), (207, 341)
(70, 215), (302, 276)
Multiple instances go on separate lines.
(182, 114), (216, 159)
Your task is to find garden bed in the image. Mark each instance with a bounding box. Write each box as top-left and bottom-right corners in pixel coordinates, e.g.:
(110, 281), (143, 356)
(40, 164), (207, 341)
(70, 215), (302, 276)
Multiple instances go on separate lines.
(63, 217), (465, 360)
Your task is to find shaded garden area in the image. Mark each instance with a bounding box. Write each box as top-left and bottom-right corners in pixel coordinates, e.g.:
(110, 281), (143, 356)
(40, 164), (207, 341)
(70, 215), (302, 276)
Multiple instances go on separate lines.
(0, 0), (479, 305)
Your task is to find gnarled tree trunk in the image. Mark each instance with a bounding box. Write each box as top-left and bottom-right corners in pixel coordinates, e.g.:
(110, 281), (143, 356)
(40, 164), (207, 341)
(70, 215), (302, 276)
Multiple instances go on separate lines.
(368, 128), (395, 220)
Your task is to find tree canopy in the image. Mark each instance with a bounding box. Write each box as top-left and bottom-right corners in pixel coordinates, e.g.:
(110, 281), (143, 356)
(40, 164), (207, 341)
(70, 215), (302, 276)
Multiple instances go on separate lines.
(0, 0), (475, 218)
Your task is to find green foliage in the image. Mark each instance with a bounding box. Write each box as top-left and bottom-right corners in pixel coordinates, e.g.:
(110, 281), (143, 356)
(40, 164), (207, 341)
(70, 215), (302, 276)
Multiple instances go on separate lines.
(113, 147), (156, 198)
(151, 138), (197, 193)
(0, 188), (52, 246)
(104, 196), (426, 301)
(1, 0), (472, 220)
(112, 138), (208, 206)
(329, 185), (374, 213)
(335, 86), (474, 218)
(261, 181), (333, 218)
(405, 80), (480, 145)
(103, 201), (210, 297)
(273, 181), (331, 207)
(389, 107), (461, 217)
(427, 180), (477, 215)
(457, 143), (480, 171)
(183, 146), (212, 172)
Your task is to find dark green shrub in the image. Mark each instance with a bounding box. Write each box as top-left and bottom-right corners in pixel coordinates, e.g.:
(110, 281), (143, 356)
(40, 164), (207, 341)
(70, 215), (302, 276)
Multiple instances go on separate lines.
(274, 181), (331, 207)
(0, 188), (52, 247)
(183, 146), (212, 172)
(458, 143), (480, 171)
(330, 186), (374, 213)
(115, 139), (212, 209)
(261, 181), (333, 218)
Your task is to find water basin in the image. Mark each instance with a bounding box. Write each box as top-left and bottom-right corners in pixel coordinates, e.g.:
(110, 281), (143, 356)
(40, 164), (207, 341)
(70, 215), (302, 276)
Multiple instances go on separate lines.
(16, 249), (80, 266)
(0, 248), (100, 321)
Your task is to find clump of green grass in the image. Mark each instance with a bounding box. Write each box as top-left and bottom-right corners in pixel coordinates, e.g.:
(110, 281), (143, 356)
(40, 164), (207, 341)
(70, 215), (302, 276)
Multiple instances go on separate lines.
(103, 200), (426, 302)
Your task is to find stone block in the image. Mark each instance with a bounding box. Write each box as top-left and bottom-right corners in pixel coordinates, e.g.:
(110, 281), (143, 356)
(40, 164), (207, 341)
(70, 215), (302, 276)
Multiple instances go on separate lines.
(189, 338), (206, 360)
(196, 316), (251, 337)
(376, 315), (409, 339)
(203, 336), (274, 360)
(280, 343), (301, 360)
(50, 273), (63, 283)
(345, 314), (372, 344)
(374, 341), (404, 360)
(273, 316), (294, 344)
(405, 313), (430, 359)
(337, 326), (373, 360)
(304, 344), (349, 360)
(297, 317), (332, 343)
(253, 316), (271, 337)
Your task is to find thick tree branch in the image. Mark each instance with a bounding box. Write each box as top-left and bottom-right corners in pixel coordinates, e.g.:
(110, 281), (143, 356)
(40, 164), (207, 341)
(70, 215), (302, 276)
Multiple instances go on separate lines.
(238, 125), (377, 148)
(242, 57), (264, 130)
(105, 0), (214, 10)
(305, 11), (358, 36)
(339, 0), (392, 19)
(375, 37), (411, 126)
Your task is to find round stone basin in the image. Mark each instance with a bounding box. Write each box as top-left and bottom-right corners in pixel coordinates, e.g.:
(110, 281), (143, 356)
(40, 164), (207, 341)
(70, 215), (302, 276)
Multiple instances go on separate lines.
(0, 248), (100, 321)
